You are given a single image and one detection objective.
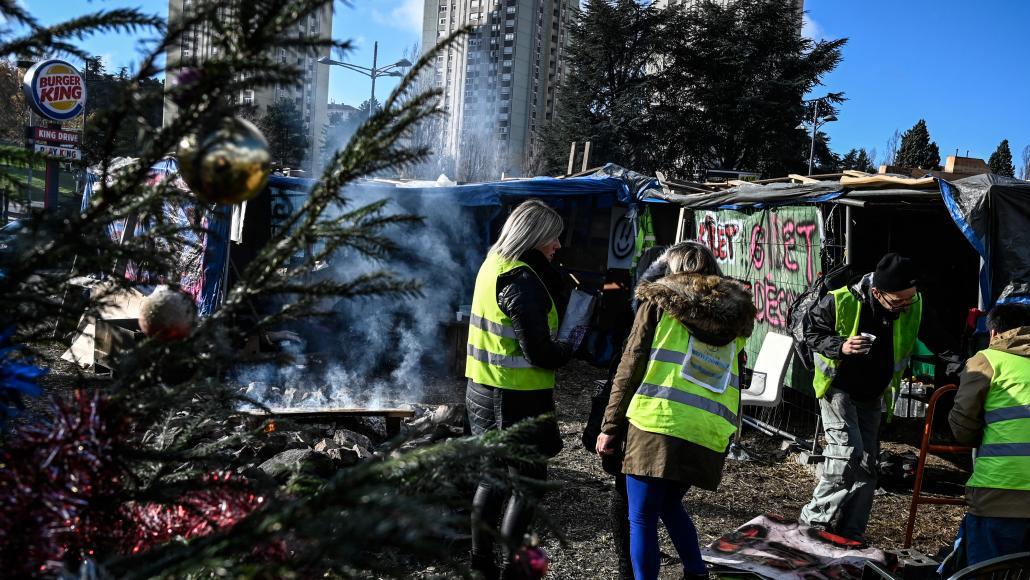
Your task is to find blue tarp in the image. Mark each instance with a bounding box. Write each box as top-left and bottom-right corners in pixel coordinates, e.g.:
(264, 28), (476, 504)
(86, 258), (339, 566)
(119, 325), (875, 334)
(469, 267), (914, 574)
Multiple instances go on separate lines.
(267, 163), (663, 207)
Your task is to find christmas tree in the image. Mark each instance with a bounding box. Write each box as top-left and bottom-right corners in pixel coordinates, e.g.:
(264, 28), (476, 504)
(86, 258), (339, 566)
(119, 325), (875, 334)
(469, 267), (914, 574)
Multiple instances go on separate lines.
(0, 1), (537, 576)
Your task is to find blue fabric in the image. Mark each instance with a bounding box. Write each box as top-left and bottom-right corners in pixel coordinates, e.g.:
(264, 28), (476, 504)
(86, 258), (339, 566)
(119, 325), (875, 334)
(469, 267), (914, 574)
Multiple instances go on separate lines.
(268, 168), (657, 208)
(626, 474), (705, 580)
(938, 179), (992, 307)
(960, 513), (1030, 566)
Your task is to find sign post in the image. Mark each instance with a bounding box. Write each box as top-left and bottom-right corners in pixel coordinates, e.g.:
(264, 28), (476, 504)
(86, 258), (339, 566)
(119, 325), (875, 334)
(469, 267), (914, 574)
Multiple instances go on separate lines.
(22, 59), (87, 210)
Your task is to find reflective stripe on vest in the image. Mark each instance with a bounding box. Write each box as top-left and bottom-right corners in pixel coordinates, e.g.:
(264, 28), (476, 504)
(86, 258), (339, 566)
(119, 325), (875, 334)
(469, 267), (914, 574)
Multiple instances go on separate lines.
(966, 348), (1030, 491)
(811, 285), (922, 420)
(625, 312), (743, 453)
(465, 252), (559, 391)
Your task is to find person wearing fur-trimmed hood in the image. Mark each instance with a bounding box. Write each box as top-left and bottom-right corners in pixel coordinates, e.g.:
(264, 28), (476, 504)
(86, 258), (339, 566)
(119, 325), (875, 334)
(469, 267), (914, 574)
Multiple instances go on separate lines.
(598, 241), (756, 580)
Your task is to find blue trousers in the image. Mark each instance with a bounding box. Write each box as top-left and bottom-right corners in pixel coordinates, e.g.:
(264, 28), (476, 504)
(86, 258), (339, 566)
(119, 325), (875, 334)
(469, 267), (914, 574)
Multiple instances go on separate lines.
(626, 474), (705, 580)
(961, 513), (1030, 566)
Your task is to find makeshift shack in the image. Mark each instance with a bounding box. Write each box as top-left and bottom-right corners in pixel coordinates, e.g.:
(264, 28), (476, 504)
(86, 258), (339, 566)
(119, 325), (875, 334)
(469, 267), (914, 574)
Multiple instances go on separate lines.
(651, 172), (1030, 428)
(232, 164), (677, 372)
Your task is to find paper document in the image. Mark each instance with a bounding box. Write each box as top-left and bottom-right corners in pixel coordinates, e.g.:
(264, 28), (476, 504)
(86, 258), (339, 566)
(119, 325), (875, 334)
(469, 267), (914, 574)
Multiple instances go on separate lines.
(557, 289), (595, 350)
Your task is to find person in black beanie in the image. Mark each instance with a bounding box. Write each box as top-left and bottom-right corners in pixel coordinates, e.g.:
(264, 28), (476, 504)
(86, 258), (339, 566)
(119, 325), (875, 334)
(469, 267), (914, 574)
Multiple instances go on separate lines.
(800, 252), (958, 542)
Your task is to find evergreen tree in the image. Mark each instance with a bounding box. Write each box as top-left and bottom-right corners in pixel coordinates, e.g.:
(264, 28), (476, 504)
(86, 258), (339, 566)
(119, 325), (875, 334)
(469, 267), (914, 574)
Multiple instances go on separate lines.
(0, 59), (27, 145)
(259, 98), (309, 170)
(895, 119), (940, 170)
(0, 2), (531, 577)
(80, 56), (165, 164)
(540, 0), (663, 174)
(541, 0), (845, 178)
(840, 147), (876, 173)
(988, 138), (1015, 177)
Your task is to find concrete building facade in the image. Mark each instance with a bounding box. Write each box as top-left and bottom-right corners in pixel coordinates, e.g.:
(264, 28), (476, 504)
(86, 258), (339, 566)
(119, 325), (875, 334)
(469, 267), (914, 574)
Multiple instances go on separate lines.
(422, 0), (577, 178)
(165, 0), (332, 173)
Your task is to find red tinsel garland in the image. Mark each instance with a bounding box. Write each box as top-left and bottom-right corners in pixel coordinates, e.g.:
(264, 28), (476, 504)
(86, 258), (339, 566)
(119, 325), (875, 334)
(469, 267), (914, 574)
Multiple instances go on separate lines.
(0, 391), (266, 577)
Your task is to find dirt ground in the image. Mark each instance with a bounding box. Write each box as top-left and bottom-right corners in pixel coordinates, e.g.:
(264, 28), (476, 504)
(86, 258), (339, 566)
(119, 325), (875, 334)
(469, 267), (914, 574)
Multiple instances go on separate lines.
(532, 360), (966, 579)
(26, 347), (968, 579)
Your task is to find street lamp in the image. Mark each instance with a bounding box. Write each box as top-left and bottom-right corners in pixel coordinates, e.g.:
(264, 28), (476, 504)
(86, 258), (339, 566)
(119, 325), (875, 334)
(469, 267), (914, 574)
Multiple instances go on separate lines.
(317, 41), (412, 120)
(801, 96), (838, 176)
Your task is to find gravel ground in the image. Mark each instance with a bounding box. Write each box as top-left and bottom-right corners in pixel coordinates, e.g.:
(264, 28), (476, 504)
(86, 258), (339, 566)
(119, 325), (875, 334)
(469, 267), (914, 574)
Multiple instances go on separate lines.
(534, 360), (966, 579)
(26, 346), (967, 579)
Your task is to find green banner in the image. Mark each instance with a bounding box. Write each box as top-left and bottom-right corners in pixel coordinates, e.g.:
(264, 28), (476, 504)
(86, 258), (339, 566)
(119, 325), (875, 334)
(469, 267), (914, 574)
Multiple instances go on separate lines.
(694, 207), (822, 390)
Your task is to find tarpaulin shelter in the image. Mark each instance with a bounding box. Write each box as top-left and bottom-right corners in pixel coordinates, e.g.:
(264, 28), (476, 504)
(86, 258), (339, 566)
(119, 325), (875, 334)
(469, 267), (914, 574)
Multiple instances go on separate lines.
(655, 172), (1030, 395)
(81, 158), (230, 316)
(250, 163), (669, 279)
(937, 174), (1030, 307)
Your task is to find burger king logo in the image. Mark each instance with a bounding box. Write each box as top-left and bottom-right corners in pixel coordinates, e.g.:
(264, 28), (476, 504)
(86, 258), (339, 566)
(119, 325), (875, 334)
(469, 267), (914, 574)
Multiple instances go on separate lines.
(23, 59), (87, 122)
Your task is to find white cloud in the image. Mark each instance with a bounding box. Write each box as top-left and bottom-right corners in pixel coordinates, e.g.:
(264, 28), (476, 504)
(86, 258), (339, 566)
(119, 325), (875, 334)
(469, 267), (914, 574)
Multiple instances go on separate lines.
(371, 0), (423, 35)
(802, 14), (826, 41)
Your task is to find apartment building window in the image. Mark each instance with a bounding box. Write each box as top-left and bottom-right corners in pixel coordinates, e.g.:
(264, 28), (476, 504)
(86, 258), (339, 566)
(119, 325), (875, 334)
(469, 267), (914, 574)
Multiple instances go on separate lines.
(241, 90), (254, 105)
(506, 6), (515, 14)
(440, 17), (447, 25)
(504, 33), (514, 41)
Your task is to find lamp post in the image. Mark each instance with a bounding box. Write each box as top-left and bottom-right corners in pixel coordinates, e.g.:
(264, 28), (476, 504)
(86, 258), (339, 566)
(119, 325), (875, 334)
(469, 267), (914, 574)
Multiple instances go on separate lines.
(317, 41), (411, 120)
(802, 96), (838, 176)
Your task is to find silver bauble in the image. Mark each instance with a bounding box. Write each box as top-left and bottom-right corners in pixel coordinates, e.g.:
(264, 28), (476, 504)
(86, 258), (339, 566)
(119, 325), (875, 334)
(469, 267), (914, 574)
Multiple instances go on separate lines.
(177, 116), (271, 204)
(138, 285), (197, 341)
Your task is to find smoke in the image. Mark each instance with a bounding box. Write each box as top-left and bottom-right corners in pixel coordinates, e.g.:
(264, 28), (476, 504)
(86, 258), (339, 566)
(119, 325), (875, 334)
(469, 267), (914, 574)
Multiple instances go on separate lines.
(235, 183), (486, 409)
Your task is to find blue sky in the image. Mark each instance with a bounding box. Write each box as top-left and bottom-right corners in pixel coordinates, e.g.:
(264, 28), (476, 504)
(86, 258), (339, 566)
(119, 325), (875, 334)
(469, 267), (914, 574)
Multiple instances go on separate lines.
(19, 0), (1030, 167)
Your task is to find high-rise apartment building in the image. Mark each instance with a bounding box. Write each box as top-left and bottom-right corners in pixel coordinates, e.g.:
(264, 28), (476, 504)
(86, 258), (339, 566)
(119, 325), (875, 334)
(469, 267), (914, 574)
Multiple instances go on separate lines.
(422, 0), (578, 178)
(164, 0), (332, 173)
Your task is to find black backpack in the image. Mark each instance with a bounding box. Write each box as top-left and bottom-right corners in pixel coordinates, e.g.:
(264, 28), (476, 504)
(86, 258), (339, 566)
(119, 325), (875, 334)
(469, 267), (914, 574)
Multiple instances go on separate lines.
(786, 263), (852, 371)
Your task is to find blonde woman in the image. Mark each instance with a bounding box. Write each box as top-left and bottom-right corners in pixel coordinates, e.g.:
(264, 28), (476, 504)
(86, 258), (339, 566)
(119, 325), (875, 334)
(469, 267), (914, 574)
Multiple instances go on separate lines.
(465, 199), (574, 578)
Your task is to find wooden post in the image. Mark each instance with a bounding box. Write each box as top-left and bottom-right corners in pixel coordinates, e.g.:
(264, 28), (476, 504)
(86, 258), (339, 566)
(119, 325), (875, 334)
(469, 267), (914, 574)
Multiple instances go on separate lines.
(674, 206), (687, 243)
(566, 142), (577, 176)
(581, 141), (591, 172)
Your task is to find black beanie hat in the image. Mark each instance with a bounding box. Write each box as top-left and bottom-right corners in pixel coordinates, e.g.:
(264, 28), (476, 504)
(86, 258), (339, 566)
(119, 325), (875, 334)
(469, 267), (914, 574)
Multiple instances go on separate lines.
(873, 253), (917, 292)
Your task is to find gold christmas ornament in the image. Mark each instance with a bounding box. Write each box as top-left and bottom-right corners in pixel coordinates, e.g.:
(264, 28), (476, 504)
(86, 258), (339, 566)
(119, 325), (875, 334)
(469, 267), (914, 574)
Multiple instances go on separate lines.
(176, 116), (271, 204)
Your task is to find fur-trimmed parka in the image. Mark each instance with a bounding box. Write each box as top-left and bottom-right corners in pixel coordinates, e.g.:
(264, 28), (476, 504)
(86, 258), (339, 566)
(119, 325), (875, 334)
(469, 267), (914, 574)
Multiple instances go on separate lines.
(602, 272), (756, 489)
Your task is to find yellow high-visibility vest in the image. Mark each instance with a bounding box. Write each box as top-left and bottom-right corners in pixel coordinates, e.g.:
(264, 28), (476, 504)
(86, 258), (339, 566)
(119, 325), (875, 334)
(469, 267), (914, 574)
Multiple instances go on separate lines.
(626, 312), (745, 453)
(812, 286), (921, 416)
(465, 252), (559, 390)
(966, 348), (1030, 491)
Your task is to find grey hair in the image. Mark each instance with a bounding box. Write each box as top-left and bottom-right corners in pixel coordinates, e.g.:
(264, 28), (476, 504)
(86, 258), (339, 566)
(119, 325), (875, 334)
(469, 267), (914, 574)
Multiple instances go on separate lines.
(663, 241), (722, 276)
(490, 199), (564, 260)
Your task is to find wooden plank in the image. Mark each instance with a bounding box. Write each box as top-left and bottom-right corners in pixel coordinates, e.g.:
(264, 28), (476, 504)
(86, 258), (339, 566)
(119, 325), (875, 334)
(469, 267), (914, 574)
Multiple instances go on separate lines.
(787, 173), (820, 184)
(842, 170), (871, 178)
(243, 407), (415, 419)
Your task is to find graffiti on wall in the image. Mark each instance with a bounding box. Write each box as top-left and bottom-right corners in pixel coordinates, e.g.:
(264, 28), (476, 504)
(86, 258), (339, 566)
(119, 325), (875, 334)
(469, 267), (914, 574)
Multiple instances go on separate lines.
(695, 207), (822, 387)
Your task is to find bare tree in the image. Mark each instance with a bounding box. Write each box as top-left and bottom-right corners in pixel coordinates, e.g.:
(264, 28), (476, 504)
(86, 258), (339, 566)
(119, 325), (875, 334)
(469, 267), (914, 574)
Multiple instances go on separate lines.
(1021, 144), (1030, 180)
(883, 129), (900, 167)
(456, 130), (501, 182)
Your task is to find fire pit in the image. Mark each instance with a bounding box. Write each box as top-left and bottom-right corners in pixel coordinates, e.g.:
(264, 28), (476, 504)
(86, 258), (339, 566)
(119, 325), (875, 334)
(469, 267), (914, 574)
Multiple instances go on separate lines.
(243, 407), (415, 437)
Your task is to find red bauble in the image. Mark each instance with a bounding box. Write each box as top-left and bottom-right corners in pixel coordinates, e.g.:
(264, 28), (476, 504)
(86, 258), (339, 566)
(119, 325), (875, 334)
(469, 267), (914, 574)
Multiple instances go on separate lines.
(513, 545), (550, 579)
(138, 286), (197, 341)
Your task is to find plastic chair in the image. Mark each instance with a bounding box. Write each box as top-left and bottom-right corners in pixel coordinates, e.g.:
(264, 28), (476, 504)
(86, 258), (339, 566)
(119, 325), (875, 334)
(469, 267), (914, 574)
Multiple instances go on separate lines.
(947, 551), (1030, 580)
(733, 332), (794, 450)
(741, 331), (794, 407)
(903, 385), (973, 548)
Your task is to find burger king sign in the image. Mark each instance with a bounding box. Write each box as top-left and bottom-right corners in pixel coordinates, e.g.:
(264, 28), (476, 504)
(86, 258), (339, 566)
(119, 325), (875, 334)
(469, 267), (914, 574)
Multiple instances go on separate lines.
(23, 59), (87, 122)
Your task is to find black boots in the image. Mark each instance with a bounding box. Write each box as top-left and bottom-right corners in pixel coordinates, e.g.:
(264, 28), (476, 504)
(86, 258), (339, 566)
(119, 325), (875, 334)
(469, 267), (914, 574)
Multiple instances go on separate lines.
(470, 551), (499, 579)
